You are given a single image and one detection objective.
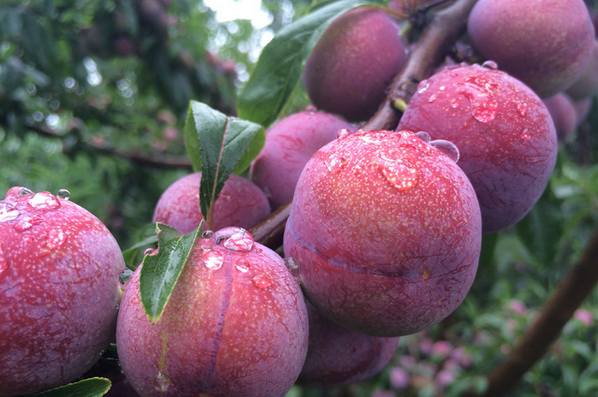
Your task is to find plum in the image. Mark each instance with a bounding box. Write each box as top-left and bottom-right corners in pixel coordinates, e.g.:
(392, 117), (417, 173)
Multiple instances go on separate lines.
(467, 0), (594, 98)
(0, 187), (125, 397)
(399, 63), (558, 233)
(153, 173), (270, 234)
(249, 107), (355, 209)
(284, 130), (482, 337)
(543, 93), (578, 142)
(302, 7), (407, 122)
(117, 227), (309, 397)
(297, 301), (400, 388)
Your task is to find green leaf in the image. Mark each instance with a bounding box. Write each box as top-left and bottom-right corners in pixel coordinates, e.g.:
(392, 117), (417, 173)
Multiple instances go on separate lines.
(237, 0), (384, 127)
(184, 100), (265, 229)
(33, 377), (111, 397)
(139, 223), (201, 324)
(514, 182), (564, 268)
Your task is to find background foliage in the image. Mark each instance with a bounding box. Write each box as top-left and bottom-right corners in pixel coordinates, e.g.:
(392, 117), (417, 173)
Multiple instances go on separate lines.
(2, 0), (598, 396)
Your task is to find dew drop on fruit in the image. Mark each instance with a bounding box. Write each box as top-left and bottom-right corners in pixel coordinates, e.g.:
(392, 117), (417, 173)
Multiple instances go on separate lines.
(46, 227), (66, 250)
(18, 188), (34, 197)
(521, 128), (531, 140)
(429, 140), (460, 162)
(144, 248), (155, 256)
(252, 274), (272, 289)
(56, 189), (71, 200)
(337, 128), (352, 140)
(481, 60), (498, 70)
(28, 192), (61, 211)
(326, 153), (347, 174)
(417, 79), (430, 93)
(155, 371), (170, 392)
(284, 257), (301, 280)
(204, 250), (224, 270)
(416, 131), (431, 143)
(0, 245), (7, 274)
(200, 237), (214, 251)
(305, 105), (318, 114)
(235, 258), (251, 273)
(458, 76), (499, 123)
(202, 230), (214, 238)
(428, 93), (438, 103)
(450, 99), (459, 109)
(222, 228), (254, 252)
(378, 161), (418, 192)
(359, 133), (385, 145)
(14, 215), (43, 232)
(516, 102), (528, 117)
(0, 202), (19, 223)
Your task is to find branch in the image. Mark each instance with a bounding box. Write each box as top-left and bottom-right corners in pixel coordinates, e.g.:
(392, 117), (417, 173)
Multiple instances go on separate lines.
(475, 226), (598, 396)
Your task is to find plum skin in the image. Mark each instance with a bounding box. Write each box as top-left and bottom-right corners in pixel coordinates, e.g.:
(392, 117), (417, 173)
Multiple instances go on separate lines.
(117, 227), (309, 397)
(0, 187), (125, 397)
(399, 63), (558, 233)
(250, 107), (354, 209)
(297, 301), (400, 388)
(302, 7), (407, 122)
(153, 172), (270, 233)
(467, 0), (594, 98)
(284, 130), (482, 337)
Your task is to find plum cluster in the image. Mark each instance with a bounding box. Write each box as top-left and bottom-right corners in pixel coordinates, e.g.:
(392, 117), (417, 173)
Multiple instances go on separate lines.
(2, 0), (598, 396)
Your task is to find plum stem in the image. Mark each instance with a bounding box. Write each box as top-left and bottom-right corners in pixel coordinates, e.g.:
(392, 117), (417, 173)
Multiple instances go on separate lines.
(248, 199), (292, 249)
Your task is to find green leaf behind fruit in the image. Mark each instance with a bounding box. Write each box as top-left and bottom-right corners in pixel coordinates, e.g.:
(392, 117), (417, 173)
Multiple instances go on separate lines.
(33, 377), (111, 397)
(140, 223), (201, 324)
(184, 100), (265, 229)
(237, 0), (385, 127)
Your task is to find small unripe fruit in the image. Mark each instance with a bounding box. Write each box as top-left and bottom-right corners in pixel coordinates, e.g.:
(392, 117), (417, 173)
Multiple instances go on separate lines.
(284, 130), (482, 337)
(0, 187), (125, 397)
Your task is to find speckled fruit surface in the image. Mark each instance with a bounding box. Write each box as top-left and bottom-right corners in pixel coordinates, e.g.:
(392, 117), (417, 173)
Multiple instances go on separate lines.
(250, 107), (355, 209)
(117, 227), (309, 397)
(153, 173), (271, 234)
(0, 187), (125, 397)
(284, 130), (482, 337)
(399, 63), (558, 233)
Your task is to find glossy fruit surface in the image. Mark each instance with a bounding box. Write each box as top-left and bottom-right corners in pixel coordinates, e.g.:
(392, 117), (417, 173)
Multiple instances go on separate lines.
(284, 130), (482, 337)
(399, 63), (558, 233)
(117, 227), (309, 397)
(0, 187), (125, 397)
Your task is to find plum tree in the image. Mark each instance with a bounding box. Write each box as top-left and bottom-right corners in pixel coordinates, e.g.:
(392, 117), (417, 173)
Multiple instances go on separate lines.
(302, 7), (407, 122)
(250, 107), (355, 209)
(297, 301), (400, 388)
(116, 227), (309, 397)
(153, 173), (270, 234)
(284, 129), (482, 337)
(399, 63), (558, 233)
(0, 187), (125, 397)
(467, 0), (594, 98)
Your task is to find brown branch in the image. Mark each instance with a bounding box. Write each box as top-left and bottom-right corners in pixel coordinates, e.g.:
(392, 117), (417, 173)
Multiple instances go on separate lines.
(248, 200), (292, 250)
(363, 0), (478, 131)
(25, 122), (193, 169)
(474, 226), (598, 396)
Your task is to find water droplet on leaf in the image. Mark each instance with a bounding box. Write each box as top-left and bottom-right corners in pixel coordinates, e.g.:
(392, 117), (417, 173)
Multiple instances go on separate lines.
(252, 274), (272, 289)
(429, 140), (460, 162)
(144, 248), (155, 256)
(56, 189), (71, 200)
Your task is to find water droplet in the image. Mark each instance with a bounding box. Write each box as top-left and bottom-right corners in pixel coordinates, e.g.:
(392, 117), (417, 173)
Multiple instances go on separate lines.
(521, 128), (531, 140)
(428, 93), (438, 103)
(144, 248), (154, 256)
(284, 257), (301, 280)
(202, 230), (214, 238)
(429, 140), (460, 162)
(204, 250), (224, 270)
(155, 371), (170, 392)
(458, 76), (499, 123)
(222, 228), (254, 252)
(0, 202), (19, 223)
(235, 258), (250, 273)
(416, 131), (431, 143)
(326, 153), (347, 174)
(18, 188), (34, 197)
(119, 268), (134, 286)
(417, 79), (430, 93)
(0, 245), (7, 274)
(305, 105), (318, 114)
(28, 192), (61, 211)
(56, 189), (71, 200)
(14, 215), (43, 232)
(336, 128), (353, 140)
(439, 86), (446, 91)
(359, 134), (384, 145)
(482, 60), (498, 70)
(450, 99), (459, 109)
(200, 237), (214, 251)
(423, 269), (430, 279)
(516, 102), (527, 117)
(252, 274), (272, 289)
(379, 162), (418, 192)
(46, 228), (66, 250)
